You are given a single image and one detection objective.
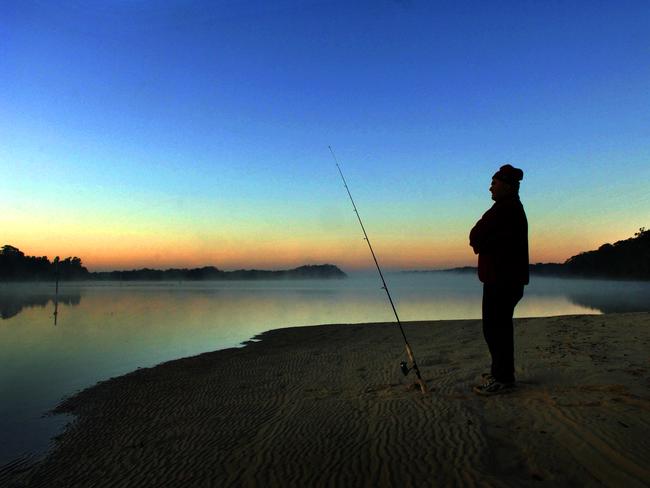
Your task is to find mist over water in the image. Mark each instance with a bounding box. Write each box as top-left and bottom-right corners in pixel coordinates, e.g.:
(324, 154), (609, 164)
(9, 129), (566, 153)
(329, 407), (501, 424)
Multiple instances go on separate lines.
(1, 273), (649, 465)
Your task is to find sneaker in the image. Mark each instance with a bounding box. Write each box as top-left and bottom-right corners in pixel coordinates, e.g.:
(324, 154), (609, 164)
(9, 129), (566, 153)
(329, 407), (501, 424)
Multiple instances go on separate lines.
(473, 378), (516, 396)
(481, 373), (495, 382)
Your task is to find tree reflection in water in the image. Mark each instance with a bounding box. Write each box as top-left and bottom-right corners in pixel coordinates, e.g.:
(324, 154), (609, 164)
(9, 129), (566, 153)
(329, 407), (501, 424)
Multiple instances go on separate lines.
(0, 289), (81, 320)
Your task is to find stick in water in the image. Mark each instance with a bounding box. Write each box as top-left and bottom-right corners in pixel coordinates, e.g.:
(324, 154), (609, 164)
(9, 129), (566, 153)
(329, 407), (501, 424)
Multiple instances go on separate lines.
(53, 256), (59, 326)
(329, 146), (429, 394)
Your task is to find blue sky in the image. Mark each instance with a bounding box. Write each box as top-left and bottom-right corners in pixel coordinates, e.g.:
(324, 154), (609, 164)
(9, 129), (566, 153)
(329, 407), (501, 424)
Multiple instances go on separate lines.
(2, 0), (649, 270)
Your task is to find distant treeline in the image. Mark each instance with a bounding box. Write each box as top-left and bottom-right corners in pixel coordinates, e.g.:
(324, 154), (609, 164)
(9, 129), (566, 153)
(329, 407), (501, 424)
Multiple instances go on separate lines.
(91, 264), (346, 281)
(414, 227), (650, 281)
(0, 246), (346, 281)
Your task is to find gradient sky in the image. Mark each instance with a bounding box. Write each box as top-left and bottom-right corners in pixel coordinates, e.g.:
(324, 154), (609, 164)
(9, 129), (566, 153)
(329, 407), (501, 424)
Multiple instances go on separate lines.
(2, 0), (649, 271)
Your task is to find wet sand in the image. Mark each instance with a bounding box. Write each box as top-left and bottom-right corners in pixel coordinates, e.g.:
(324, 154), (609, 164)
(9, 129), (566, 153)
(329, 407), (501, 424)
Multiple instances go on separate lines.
(4, 312), (650, 487)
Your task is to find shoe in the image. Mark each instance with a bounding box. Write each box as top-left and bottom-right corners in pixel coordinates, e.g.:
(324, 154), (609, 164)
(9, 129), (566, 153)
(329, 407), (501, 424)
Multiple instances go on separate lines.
(473, 377), (516, 396)
(481, 373), (495, 381)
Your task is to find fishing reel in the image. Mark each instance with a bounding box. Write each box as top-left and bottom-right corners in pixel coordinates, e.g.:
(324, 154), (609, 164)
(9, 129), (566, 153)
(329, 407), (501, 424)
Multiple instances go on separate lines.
(400, 360), (412, 376)
(400, 360), (428, 393)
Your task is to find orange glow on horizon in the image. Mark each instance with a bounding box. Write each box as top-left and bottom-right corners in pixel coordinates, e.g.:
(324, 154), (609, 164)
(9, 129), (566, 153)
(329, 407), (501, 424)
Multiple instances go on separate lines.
(9, 229), (602, 273)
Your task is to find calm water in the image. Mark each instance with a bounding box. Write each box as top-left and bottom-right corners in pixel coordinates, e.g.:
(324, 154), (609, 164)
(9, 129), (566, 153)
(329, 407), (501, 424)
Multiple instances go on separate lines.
(1, 272), (650, 465)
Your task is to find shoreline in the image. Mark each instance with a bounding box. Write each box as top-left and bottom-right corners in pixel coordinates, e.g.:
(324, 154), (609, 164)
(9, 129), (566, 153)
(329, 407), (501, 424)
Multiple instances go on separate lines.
(4, 312), (650, 487)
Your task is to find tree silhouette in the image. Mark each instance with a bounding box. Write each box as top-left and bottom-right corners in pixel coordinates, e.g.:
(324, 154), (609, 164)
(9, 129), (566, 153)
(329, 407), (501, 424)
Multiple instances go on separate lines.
(564, 227), (650, 280)
(0, 245), (89, 281)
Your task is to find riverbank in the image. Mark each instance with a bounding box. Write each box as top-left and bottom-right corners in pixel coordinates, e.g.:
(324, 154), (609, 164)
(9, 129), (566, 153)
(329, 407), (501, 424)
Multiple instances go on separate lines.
(4, 313), (650, 487)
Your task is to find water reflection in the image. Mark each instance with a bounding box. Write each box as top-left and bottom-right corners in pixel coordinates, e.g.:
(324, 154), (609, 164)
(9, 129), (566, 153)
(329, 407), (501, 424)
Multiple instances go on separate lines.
(1, 276), (650, 322)
(519, 276), (650, 314)
(0, 285), (81, 320)
(568, 287), (650, 313)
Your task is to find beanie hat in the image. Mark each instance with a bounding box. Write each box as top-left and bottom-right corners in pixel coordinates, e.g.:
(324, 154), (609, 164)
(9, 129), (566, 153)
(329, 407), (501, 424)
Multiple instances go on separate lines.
(493, 164), (524, 187)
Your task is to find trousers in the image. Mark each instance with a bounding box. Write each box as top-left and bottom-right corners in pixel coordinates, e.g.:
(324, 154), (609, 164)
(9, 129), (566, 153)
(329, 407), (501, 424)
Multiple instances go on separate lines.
(482, 283), (524, 383)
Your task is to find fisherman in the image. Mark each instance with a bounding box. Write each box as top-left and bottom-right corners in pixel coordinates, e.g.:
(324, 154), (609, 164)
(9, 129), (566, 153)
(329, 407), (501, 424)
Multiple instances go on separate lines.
(469, 164), (529, 395)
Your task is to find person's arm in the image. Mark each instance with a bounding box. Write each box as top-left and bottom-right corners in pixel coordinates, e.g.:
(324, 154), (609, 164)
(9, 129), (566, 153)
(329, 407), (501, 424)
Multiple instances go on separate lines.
(470, 207), (497, 254)
(470, 203), (519, 255)
(469, 224), (482, 254)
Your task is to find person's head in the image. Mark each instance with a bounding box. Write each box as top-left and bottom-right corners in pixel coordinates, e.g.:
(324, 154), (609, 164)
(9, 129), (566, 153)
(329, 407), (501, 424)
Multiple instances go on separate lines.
(490, 164), (523, 201)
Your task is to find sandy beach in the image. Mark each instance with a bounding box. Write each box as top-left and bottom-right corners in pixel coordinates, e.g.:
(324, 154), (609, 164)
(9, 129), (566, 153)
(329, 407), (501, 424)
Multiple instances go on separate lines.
(3, 312), (650, 487)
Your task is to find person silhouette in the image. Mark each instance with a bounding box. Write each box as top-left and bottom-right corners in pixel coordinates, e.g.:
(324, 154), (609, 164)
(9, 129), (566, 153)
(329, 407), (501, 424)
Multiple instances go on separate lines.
(469, 164), (529, 395)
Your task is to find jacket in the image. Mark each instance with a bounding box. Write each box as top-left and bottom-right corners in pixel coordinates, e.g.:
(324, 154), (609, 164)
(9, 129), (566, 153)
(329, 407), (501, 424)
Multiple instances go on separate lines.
(469, 195), (529, 285)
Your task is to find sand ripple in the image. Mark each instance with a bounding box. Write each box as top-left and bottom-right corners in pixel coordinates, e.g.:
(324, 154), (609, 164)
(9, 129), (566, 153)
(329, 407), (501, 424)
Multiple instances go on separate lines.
(5, 313), (650, 487)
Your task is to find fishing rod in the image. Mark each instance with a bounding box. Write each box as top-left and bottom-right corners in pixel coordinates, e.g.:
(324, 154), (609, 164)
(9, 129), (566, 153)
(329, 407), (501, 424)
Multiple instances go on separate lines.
(329, 146), (429, 394)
